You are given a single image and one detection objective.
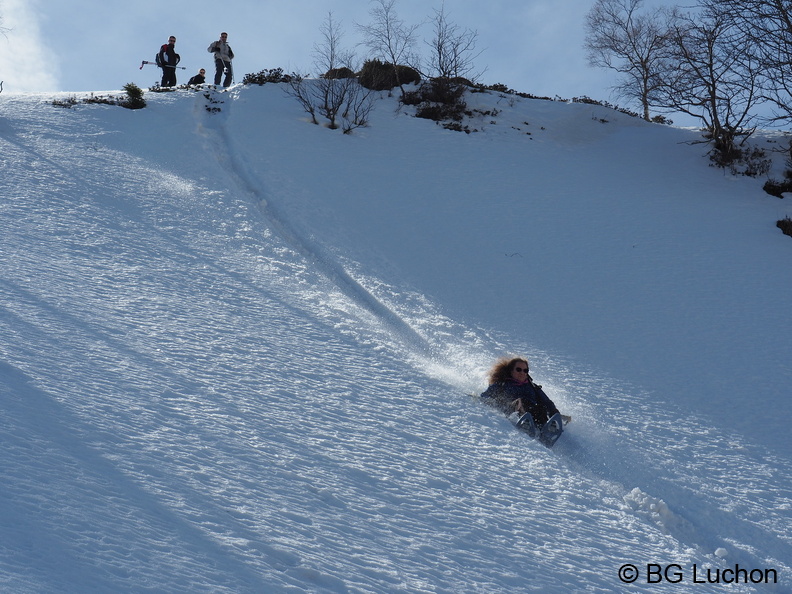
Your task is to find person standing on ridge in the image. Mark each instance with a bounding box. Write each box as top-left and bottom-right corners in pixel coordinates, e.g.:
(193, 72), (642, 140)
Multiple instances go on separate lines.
(158, 35), (180, 87)
(207, 32), (234, 87)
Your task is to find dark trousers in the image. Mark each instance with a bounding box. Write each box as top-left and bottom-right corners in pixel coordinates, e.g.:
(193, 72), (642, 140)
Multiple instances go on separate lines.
(214, 59), (233, 87)
(161, 66), (177, 87)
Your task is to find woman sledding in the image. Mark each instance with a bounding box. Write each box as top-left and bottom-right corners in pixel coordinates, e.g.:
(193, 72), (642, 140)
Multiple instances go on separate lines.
(481, 357), (569, 443)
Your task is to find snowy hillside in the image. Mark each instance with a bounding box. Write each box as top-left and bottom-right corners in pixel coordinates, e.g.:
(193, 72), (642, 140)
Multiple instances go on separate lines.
(1, 83), (791, 592)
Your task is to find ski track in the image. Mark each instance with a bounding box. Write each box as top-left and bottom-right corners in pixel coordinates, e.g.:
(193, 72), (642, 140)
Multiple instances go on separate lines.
(0, 91), (790, 592)
(195, 88), (437, 362)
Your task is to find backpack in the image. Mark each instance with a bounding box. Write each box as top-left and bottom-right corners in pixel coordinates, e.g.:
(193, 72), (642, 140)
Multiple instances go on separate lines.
(155, 44), (169, 67)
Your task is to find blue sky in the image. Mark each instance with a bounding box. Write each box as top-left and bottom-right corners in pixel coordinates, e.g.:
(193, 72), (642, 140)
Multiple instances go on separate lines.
(2, 0), (623, 103)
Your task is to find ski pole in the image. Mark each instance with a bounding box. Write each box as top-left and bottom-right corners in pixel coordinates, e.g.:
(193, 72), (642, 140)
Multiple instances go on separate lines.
(139, 61), (186, 70)
(220, 59), (234, 83)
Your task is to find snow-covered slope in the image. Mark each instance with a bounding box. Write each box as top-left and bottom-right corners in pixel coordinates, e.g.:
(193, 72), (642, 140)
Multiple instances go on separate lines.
(1, 85), (790, 592)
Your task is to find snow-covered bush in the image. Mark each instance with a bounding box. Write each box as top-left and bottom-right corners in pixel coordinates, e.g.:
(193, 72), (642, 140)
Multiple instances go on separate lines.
(52, 84), (146, 110)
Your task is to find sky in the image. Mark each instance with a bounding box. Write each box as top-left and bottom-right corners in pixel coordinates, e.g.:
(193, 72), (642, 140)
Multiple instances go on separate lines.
(2, 0), (626, 104)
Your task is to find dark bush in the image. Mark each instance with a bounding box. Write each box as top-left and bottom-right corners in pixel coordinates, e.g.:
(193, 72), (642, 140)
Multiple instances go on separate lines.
(651, 114), (674, 125)
(777, 216), (792, 237)
(395, 65), (421, 87)
(422, 77), (466, 104)
(121, 83), (146, 109)
(147, 83), (177, 93)
(323, 67), (356, 79)
(358, 60), (391, 91)
(707, 141), (771, 177)
(486, 83), (511, 94)
(474, 82), (555, 102)
(52, 96), (79, 108)
(763, 179), (792, 198)
(764, 161), (792, 197)
(242, 68), (293, 86)
(401, 77), (467, 123)
(358, 59), (420, 91)
(55, 85), (146, 110)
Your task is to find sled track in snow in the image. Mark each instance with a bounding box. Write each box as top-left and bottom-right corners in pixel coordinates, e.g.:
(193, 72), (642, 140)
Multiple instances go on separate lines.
(194, 90), (437, 363)
(544, 364), (792, 582)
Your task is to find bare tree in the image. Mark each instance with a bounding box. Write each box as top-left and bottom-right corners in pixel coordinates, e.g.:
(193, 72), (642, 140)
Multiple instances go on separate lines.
(313, 12), (352, 77)
(656, 5), (761, 165)
(425, 2), (483, 82)
(357, 0), (419, 95)
(312, 12), (355, 129)
(339, 82), (376, 133)
(584, 0), (670, 121)
(286, 73), (319, 125)
(286, 12), (375, 132)
(708, 0), (792, 127)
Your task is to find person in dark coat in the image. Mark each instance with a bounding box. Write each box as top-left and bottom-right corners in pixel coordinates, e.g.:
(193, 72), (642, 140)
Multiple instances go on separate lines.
(159, 35), (181, 87)
(188, 69), (206, 86)
(480, 357), (561, 428)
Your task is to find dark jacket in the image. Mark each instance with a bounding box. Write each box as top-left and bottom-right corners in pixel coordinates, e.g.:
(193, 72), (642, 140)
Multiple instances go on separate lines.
(158, 43), (180, 68)
(481, 378), (559, 426)
(188, 74), (206, 85)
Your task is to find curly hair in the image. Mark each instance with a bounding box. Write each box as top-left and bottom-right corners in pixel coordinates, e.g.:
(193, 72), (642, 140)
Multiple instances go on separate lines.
(487, 357), (529, 385)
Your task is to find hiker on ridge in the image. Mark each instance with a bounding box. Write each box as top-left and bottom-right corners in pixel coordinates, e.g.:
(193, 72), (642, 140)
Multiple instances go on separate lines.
(158, 35), (181, 87)
(207, 32), (234, 87)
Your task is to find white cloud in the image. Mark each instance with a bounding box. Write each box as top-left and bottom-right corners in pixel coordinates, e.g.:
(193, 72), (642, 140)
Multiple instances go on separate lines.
(0, 0), (59, 92)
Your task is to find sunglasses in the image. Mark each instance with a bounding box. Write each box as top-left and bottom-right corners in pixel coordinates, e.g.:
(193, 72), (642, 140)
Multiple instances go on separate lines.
(514, 367), (528, 373)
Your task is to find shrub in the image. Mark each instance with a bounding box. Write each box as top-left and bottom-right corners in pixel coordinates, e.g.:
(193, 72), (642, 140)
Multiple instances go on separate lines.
(777, 216), (792, 237)
(52, 96), (79, 108)
(401, 77), (467, 123)
(242, 68), (293, 85)
(82, 93), (121, 105)
(285, 75), (375, 133)
(763, 179), (792, 198)
(323, 67), (356, 79)
(485, 83), (511, 94)
(707, 140), (771, 177)
(358, 59), (420, 91)
(146, 83), (177, 93)
(122, 83), (146, 109)
(54, 86), (146, 110)
(764, 150), (792, 197)
(651, 114), (674, 125)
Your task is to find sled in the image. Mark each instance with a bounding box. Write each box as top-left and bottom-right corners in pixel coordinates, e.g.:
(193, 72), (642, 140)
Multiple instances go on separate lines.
(516, 412), (569, 448)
